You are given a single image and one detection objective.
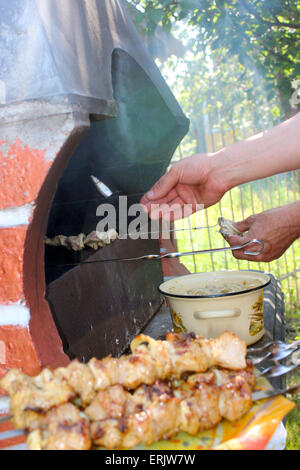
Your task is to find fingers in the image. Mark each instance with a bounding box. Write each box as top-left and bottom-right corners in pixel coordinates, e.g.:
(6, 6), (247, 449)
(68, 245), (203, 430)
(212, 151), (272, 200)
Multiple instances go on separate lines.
(140, 166), (180, 207)
(140, 164), (190, 220)
(224, 234), (247, 259)
(224, 234), (265, 261)
(141, 188), (178, 212)
(149, 197), (194, 221)
(233, 217), (253, 233)
(222, 216), (258, 260)
(141, 189), (181, 220)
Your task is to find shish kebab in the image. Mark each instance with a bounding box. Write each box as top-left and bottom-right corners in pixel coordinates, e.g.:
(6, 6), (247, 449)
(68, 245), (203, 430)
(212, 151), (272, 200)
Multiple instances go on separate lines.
(1, 331), (256, 450)
(1, 331), (247, 420)
(26, 365), (255, 450)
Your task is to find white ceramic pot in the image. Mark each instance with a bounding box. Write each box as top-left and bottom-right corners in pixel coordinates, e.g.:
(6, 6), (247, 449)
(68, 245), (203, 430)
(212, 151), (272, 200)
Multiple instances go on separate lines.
(159, 271), (271, 346)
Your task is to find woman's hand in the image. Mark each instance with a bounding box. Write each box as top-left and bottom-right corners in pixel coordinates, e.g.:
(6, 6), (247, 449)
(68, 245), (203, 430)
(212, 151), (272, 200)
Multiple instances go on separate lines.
(140, 153), (229, 220)
(223, 203), (300, 262)
(140, 114), (300, 222)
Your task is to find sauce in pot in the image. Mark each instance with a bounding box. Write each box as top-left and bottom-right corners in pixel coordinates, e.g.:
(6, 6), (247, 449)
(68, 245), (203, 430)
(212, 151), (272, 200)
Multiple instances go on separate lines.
(181, 280), (262, 296)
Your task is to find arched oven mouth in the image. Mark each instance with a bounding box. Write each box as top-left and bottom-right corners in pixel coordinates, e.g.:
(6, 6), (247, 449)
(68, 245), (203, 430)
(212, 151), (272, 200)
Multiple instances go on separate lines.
(44, 49), (189, 362)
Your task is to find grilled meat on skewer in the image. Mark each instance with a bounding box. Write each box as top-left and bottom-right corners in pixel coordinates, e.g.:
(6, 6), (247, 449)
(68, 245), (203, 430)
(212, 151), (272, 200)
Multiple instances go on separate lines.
(27, 403), (91, 451)
(0, 331), (247, 427)
(54, 360), (96, 407)
(87, 331), (246, 394)
(44, 229), (119, 252)
(0, 331), (252, 450)
(0, 368), (75, 429)
(87, 369), (254, 449)
(25, 364), (255, 450)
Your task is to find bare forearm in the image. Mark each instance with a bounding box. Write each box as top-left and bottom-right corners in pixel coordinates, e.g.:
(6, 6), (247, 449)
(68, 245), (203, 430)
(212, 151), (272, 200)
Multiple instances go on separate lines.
(211, 113), (300, 191)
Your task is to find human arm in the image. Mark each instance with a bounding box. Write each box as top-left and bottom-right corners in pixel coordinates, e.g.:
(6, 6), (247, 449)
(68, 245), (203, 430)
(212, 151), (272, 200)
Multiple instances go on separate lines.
(212, 112), (300, 191)
(140, 113), (300, 220)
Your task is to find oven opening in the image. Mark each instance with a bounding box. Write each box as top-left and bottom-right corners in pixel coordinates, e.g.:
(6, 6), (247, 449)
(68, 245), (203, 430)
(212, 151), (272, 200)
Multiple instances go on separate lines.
(44, 49), (189, 362)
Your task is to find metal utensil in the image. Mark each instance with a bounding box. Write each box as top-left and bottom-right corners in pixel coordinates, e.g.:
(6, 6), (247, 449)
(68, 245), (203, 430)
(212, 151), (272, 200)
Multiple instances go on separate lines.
(252, 384), (300, 401)
(249, 345), (300, 366)
(248, 339), (300, 355)
(124, 223), (219, 239)
(259, 361), (300, 379)
(53, 238), (264, 267)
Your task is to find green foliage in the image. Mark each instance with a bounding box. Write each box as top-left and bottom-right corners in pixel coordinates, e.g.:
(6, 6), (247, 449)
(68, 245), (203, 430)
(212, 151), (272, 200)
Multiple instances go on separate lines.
(155, 45), (282, 161)
(129, 0), (300, 118)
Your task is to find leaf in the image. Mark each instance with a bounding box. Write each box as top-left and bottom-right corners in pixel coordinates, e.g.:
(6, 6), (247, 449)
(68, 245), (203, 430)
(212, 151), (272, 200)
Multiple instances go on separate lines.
(267, 89), (275, 101)
(148, 7), (164, 25)
(134, 10), (145, 26)
(162, 19), (172, 34)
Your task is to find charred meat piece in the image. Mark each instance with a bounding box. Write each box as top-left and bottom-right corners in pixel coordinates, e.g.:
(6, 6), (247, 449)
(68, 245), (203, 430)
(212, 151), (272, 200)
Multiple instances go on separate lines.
(91, 370), (253, 450)
(218, 375), (252, 422)
(85, 385), (131, 421)
(174, 372), (222, 434)
(0, 368), (74, 429)
(205, 331), (247, 370)
(213, 359), (256, 390)
(88, 348), (165, 392)
(55, 360), (96, 406)
(89, 418), (124, 450)
(164, 332), (214, 377)
(84, 229), (118, 250)
(27, 403), (92, 450)
(91, 392), (180, 450)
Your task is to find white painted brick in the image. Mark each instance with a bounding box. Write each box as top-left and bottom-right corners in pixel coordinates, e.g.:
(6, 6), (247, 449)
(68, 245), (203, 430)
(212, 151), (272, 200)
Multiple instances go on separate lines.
(0, 396), (10, 415)
(0, 303), (30, 327)
(0, 203), (33, 228)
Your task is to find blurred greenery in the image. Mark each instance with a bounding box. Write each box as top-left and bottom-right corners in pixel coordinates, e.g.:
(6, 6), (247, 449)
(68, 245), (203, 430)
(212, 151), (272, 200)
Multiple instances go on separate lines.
(129, 0), (300, 119)
(285, 292), (300, 450)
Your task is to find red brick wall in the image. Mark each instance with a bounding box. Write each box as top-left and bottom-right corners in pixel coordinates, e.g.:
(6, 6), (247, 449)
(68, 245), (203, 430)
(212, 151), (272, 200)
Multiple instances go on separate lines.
(0, 111), (87, 383)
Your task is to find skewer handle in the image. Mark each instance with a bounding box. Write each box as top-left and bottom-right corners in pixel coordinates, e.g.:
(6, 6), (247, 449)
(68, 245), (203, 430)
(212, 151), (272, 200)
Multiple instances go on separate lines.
(158, 239), (264, 260)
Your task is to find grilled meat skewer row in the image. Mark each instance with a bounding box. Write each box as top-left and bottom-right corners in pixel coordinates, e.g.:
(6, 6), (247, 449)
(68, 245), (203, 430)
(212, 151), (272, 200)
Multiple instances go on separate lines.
(0, 331), (247, 430)
(25, 364), (255, 450)
(88, 364), (255, 450)
(63, 330), (247, 404)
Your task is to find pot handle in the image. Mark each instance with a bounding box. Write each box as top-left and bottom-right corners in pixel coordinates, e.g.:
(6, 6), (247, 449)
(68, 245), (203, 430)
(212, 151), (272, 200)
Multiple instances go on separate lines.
(193, 308), (241, 320)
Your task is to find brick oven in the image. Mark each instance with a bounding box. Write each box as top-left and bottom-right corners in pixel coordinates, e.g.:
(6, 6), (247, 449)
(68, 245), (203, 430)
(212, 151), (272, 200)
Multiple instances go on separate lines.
(0, 0), (189, 382)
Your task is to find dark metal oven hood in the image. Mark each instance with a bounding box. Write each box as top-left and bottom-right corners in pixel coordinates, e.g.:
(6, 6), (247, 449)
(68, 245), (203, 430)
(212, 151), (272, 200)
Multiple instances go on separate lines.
(0, 0), (189, 362)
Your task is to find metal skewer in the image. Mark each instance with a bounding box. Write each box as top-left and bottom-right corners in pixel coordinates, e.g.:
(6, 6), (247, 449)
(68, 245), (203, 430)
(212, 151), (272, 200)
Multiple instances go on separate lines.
(252, 384), (300, 401)
(50, 239), (264, 267)
(249, 345), (300, 366)
(122, 224), (219, 239)
(258, 362), (300, 379)
(248, 339), (300, 355)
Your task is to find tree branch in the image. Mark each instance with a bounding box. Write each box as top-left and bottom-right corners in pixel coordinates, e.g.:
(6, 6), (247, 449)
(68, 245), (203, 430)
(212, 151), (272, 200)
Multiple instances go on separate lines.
(240, 0), (300, 30)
